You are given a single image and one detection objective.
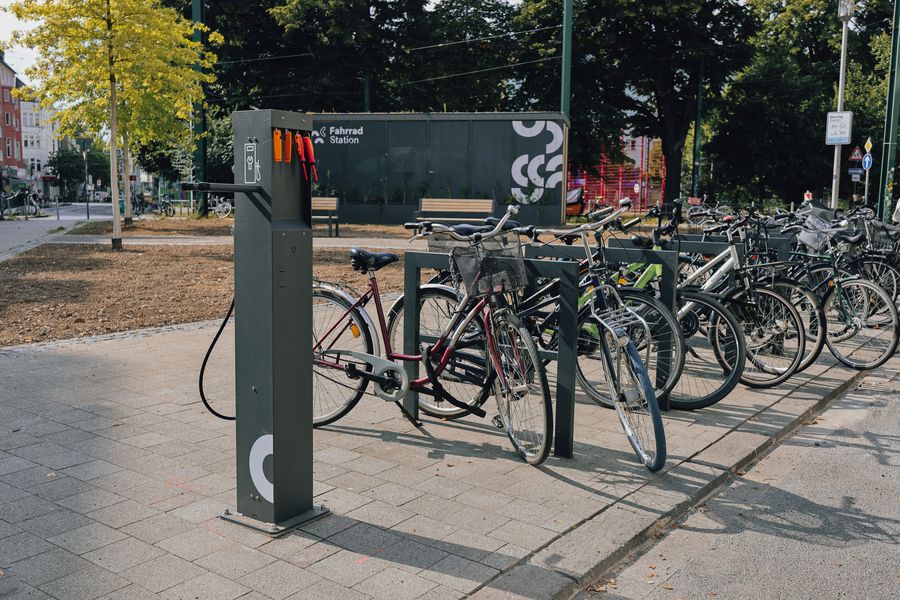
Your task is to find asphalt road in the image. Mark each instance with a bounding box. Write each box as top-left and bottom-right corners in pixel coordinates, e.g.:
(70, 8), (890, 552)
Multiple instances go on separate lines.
(579, 372), (900, 600)
(42, 201), (113, 221)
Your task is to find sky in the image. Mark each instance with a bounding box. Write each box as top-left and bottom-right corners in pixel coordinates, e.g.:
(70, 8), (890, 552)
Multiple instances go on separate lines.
(0, 0), (38, 83)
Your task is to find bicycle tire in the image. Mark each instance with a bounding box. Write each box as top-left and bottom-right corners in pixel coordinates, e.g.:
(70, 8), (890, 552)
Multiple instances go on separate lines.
(669, 289), (746, 410)
(721, 286), (806, 388)
(614, 340), (666, 471)
(576, 288), (685, 408)
(822, 279), (900, 370)
(771, 279), (827, 374)
(386, 286), (493, 419)
(490, 310), (552, 465)
(859, 255), (900, 305)
(312, 288), (373, 426)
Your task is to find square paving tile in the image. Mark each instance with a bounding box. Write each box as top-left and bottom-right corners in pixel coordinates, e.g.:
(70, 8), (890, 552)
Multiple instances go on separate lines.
(194, 543), (276, 579)
(47, 522), (127, 555)
(83, 537), (166, 573)
(354, 566), (438, 600)
(160, 571), (249, 600)
(120, 554), (207, 593)
(37, 564), (129, 600)
(9, 547), (93, 586)
(236, 559), (321, 599)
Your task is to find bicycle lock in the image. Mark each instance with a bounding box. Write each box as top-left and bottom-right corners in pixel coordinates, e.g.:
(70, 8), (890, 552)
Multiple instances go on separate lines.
(182, 109), (328, 536)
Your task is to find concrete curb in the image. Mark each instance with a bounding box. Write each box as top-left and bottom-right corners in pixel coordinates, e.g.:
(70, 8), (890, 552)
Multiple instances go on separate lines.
(467, 361), (871, 600)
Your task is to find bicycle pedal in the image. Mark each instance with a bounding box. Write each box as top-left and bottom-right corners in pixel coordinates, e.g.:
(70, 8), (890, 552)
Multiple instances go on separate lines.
(491, 415), (505, 430)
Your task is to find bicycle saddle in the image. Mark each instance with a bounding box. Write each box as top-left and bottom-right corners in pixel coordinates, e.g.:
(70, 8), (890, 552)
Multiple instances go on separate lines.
(484, 216), (523, 230)
(832, 230), (865, 245)
(450, 223), (494, 237)
(350, 248), (399, 273)
(630, 235), (671, 250)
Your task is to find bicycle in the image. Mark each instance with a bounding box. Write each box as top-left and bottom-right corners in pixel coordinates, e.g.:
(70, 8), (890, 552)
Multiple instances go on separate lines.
(312, 206), (554, 465)
(208, 195), (233, 218)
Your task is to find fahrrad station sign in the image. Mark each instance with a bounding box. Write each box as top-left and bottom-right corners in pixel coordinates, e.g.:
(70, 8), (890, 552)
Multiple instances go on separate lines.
(826, 111), (853, 145)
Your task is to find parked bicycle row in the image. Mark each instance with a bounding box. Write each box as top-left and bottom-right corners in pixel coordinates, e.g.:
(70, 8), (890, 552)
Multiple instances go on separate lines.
(309, 198), (900, 475)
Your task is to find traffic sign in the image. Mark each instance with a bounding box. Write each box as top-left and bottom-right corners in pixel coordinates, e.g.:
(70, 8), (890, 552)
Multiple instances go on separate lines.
(865, 137), (873, 153)
(862, 153), (874, 171)
(826, 111), (853, 145)
(804, 190), (813, 201)
(849, 146), (863, 161)
(848, 168), (864, 175)
(852, 173), (862, 182)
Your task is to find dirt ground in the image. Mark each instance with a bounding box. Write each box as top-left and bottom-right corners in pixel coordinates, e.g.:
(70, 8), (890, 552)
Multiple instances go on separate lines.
(0, 244), (411, 347)
(68, 218), (408, 239)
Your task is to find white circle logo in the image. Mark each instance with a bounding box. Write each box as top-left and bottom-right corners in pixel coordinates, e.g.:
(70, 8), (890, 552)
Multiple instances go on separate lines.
(249, 434), (274, 503)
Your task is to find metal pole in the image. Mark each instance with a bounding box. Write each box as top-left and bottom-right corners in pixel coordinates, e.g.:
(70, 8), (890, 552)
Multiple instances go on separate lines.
(83, 146), (90, 220)
(831, 18), (851, 209)
(192, 0), (207, 215)
(878, 0), (900, 221)
(560, 0), (573, 120)
(864, 167), (870, 204)
(691, 59), (704, 197)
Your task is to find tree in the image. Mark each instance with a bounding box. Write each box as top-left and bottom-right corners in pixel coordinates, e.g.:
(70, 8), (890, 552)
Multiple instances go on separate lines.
(7, 0), (219, 247)
(47, 146), (109, 201)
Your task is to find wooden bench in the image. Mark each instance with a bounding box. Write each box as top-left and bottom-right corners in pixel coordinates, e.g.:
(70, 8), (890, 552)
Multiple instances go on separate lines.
(416, 198), (494, 224)
(312, 197), (340, 237)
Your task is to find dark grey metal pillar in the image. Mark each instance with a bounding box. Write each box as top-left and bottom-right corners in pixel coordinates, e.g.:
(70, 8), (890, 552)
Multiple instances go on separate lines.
(226, 109), (328, 534)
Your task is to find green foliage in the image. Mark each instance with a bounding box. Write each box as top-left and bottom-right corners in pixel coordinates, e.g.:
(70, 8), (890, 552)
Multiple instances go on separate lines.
(47, 147), (109, 200)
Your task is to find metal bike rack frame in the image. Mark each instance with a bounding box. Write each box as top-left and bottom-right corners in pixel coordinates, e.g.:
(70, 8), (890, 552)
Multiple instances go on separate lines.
(184, 109), (328, 536)
(677, 234), (795, 261)
(403, 251), (580, 458)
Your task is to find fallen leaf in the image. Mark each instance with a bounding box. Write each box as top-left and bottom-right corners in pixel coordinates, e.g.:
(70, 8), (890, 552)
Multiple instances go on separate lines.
(661, 584), (674, 590)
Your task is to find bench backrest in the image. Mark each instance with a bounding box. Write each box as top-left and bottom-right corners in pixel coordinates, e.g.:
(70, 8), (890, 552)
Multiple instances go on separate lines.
(419, 198), (493, 214)
(311, 197), (338, 212)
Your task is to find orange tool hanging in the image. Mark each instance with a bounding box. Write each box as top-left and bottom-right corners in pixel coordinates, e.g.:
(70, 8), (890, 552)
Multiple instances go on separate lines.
(302, 135), (318, 182)
(294, 132), (308, 180)
(283, 129), (292, 163)
(273, 129), (283, 162)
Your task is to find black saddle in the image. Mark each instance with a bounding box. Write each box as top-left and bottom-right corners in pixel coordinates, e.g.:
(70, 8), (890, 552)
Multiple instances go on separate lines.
(350, 248), (399, 273)
(832, 230), (865, 245)
(630, 235), (671, 250)
(449, 223), (494, 237)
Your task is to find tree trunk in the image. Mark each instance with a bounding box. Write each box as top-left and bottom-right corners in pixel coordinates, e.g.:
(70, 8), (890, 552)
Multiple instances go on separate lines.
(123, 129), (133, 226)
(662, 142), (684, 206)
(107, 0), (122, 250)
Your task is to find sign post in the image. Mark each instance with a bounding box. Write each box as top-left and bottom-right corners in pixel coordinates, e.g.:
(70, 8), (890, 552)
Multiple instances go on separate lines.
(863, 138), (875, 205)
(827, 110), (853, 209)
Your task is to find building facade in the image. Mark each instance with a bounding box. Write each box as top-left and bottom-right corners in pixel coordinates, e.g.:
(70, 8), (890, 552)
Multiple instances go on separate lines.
(21, 98), (60, 198)
(0, 53), (25, 188)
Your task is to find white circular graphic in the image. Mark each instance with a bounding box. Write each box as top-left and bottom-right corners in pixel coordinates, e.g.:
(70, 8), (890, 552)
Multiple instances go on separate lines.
(249, 434), (274, 503)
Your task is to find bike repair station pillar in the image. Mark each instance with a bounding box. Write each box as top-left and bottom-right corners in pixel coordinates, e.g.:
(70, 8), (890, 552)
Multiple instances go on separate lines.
(227, 109), (327, 533)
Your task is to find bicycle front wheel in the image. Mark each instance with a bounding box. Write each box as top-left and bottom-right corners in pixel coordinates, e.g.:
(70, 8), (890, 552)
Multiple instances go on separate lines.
(491, 310), (552, 465)
(822, 279), (899, 370)
(614, 340), (667, 471)
(772, 279), (827, 374)
(669, 290), (746, 410)
(312, 288), (373, 426)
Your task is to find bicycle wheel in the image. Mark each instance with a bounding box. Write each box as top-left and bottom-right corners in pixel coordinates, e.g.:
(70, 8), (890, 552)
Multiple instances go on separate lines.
(613, 340), (666, 471)
(669, 290), (746, 410)
(721, 286), (806, 388)
(860, 255), (900, 305)
(164, 203), (175, 217)
(312, 288), (374, 426)
(771, 279), (827, 374)
(576, 288), (685, 408)
(490, 310), (552, 465)
(822, 279), (899, 370)
(215, 202), (232, 218)
(386, 286), (492, 419)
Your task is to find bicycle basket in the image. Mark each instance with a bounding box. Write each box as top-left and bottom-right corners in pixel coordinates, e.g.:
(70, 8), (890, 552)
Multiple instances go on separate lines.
(450, 237), (526, 297)
(798, 215), (833, 252)
(865, 220), (900, 251)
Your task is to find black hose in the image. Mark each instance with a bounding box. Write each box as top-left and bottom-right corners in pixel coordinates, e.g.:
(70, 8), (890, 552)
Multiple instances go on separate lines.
(199, 297), (236, 420)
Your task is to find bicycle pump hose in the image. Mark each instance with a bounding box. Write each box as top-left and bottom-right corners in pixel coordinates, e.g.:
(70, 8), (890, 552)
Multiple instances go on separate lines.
(199, 297), (236, 420)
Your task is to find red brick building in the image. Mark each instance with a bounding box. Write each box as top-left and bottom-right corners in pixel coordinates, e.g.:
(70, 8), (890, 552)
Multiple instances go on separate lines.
(0, 52), (25, 188)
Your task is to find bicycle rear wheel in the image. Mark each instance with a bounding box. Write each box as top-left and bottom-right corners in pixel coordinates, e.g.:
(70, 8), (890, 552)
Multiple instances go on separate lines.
(669, 290), (746, 410)
(822, 279), (899, 369)
(491, 310), (552, 465)
(772, 279), (826, 374)
(312, 288), (373, 426)
(722, 287), (806, 388)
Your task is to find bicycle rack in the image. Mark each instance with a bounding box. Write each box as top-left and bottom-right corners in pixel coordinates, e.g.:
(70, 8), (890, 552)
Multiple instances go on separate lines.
(403, 251), (580, 458)
(182, 109), (328, 536)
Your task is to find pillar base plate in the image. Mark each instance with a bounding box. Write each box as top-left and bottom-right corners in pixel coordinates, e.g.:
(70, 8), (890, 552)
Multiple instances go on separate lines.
(220, 504), (330, 538)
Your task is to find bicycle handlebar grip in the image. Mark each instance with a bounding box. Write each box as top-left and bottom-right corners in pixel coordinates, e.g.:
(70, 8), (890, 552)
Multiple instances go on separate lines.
(403, 222), (421, 230)
(508, 205), (520, 216)
(621, 217), (641, 230)
(588, 206), (614, 220)
(472, 233), (483, 243)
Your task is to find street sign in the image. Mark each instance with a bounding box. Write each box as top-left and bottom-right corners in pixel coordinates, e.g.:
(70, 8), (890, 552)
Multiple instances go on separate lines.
(862, 153), (874, 171)
(804, 190), (813, 201)
(633, 183), (640, 194)
(848, 167), (864, 175)
(852, 173), (862, 182)
(826, 111), (853, 145)
(865, 137), (873, 153)
(849, 146), (864, 161)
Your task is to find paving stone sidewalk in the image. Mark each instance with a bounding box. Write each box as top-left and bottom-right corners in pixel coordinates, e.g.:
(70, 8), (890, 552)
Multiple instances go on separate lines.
(47, 234), (424, 251)
(0, 324), (892, 600)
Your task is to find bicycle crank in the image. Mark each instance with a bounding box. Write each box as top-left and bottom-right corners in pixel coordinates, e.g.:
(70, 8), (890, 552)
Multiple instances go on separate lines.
(321, 350), (409, 402)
